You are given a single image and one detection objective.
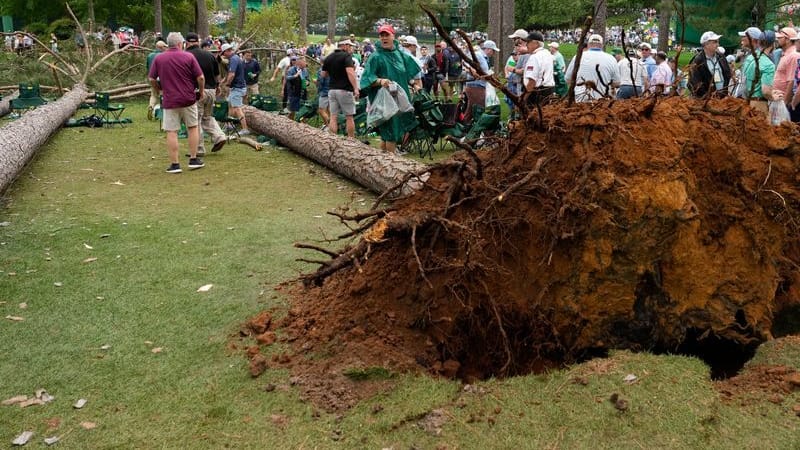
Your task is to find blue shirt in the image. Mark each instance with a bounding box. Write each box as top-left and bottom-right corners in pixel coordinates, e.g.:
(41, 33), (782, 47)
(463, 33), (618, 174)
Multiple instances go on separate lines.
(228, 54), (247, 89)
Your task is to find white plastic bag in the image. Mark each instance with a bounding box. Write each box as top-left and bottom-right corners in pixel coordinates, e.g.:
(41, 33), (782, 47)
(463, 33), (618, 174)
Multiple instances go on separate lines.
(366, 87), (399, 129)
(769, 100), (791, 126)
(485, 83), (500, 107)
(390, 82), (415, 113)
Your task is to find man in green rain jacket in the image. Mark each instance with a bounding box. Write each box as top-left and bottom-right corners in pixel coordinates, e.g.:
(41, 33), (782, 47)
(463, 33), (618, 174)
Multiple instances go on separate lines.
(360, 23), (422, 154)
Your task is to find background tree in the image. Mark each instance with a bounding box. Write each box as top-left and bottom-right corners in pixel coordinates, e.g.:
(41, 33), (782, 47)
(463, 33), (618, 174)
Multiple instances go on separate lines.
(488, 0), (515, 72)
(238, 0), (246, 32)
(196, 0), (209, 37)
(87, 0), (95, 32)
(299, 0), (307, 43)
(656, 0), (670, 51)
(327, 0), (335, 40)
(154, 0), (162, 36)
(244, 2), (298, 44)
(594, 0), (607, 47)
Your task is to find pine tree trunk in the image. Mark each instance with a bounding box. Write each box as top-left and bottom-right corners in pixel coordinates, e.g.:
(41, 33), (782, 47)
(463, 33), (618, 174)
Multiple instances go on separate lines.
(243, 107), (428, 196)
(87, 0), (96, 33)
(594, 0), (607, 50)
(488, 0), (501, 72)
(238, 0), (247, 33)
(196, 0), (210, 38)
(154, 0), (163, 36)
(299, 0), (308, 44)
(0, 91), (19, 118)
(657, 0), (672, 53)
(500, 0), (514, 73)
(327, 0), (336, 41)
(0, 84), (88, 194)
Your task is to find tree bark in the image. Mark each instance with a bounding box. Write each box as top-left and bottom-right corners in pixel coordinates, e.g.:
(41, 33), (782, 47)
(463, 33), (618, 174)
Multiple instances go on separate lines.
(299, 0), (308, 44)
(488, 0), (501, 72)
(243, 106), (428, 197)
(87, 0), (96, 33)
(327, 0), (336, 41)
(0, 84), (88, 194)
(657, 0), (672, 53)
(0, 91), (19, 118)
(594, 0), (607, 50)
(500, 0), (514, 73)
(238, 0), (247, 33)
(196, 0), (210, 39)
(154, 0), (163, 36)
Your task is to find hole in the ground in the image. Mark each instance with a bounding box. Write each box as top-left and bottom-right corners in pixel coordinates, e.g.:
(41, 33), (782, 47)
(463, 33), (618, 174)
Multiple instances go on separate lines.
(674, 329), (758, 379)
(772, 303), (800, 338)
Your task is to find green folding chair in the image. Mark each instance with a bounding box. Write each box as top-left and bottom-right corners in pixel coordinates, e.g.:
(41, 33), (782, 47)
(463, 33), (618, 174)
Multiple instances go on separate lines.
(213, 100), (242, 139)
(93, 92), (126, 127)
(11, 82), (46, 113)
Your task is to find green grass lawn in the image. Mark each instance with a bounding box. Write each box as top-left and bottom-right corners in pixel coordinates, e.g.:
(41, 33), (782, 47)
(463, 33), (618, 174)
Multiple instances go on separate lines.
(1, 100), (799, 448)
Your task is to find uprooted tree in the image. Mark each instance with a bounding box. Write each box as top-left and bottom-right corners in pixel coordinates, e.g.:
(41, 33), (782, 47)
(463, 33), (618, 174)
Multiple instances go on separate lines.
(259, 96), (800, 385)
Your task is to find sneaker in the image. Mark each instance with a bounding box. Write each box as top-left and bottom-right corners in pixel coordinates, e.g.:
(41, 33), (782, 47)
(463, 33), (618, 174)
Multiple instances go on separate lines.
(188, 158), (205, 170)
(165, 163), (182, 174)
(238, 129), (251, 136)
(211, 140), (226, 152)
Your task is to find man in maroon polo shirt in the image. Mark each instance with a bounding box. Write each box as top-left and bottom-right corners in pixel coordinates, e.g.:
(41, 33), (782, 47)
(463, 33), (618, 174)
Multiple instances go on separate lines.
(148, 32), (205, 173)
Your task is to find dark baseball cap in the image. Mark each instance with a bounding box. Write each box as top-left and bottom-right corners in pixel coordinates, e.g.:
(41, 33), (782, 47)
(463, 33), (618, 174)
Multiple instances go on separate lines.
(186, 32), (199, 43)
(526, 31), (544, 42)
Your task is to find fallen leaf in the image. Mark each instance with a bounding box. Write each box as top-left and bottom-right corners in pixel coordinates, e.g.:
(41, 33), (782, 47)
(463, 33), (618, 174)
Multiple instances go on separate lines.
(82, 257), (98, 264)
(2, 395), (28, 406)
(83, 243), (93, 249)
(111, 180), (125, 186)
(623, 374), (638, 384)
(53, 282), (63, 287)
(43, 436), (60, 445)
(99, 344), (111, 350)
(18, 303), (27, 309)
(151, 347), (163, 353)
(79, 421), (97, 430)
(5, 315), (24, 322)
(12, 431), (33, 446)
(144, 340), (153, 345)
(100, 234), (110, 238)
(73, 398), (87, 409)
(196, 284), (213, 292)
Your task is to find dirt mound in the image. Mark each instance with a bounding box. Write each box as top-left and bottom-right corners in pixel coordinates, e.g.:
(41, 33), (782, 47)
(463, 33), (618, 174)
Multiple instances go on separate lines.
(251, 97), (800, 406)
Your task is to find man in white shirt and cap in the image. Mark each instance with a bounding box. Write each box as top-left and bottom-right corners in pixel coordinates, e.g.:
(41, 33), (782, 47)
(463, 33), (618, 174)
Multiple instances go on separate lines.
(565, 34), (620, 102)
(523, 31), (556, 105)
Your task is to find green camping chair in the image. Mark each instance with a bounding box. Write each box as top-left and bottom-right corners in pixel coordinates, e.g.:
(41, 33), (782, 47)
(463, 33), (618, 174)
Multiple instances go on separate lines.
(213, 100), (242, 139)
(93, 92), (126, 127)
(11, 82), (46, 112)
(256, 95), (281, 112)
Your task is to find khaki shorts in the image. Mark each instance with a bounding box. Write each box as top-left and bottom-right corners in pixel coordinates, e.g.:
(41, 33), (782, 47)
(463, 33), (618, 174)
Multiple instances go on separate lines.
(162, 104), (198, 131)
(247, 84), (259, 95)
(318, 95), (329, 109)
(329, 89), (356, 116)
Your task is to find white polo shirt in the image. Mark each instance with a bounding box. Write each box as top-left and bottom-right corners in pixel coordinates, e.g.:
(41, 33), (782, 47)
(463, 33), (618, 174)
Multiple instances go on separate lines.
(523, 47), (555, 88)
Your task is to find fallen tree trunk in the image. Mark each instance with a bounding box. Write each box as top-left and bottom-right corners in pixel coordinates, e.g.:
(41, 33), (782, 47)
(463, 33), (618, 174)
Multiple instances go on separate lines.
(0, 84), (88, 194)
(0, 91), (19, 117)
(243, 106), (428, 197)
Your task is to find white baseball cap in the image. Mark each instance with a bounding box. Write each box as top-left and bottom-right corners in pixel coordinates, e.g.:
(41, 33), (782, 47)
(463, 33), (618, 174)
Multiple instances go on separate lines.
(700, 31), (722, 44)
(220, 43), (233, 52)
(404, 35), (418, 47)
(588, 34), (603, 44)
(548, 42), (559, 49)
(481, 40), (499, 51)
(508, 29), (528, 40)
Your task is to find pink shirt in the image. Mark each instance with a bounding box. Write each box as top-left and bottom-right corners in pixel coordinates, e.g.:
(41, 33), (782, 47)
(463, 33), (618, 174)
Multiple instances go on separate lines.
(773, 46), (797, 98)
(148, 48), (203, 109)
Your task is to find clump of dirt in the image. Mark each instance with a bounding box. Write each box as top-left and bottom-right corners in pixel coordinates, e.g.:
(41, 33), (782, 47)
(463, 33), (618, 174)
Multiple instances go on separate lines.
(716, 364), (800, 405)
(251, 97), (800, 408)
